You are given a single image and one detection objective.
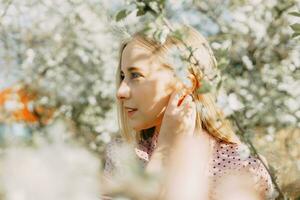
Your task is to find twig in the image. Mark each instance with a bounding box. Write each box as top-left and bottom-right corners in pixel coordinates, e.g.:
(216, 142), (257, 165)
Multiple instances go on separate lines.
(232, 115), (285, 199)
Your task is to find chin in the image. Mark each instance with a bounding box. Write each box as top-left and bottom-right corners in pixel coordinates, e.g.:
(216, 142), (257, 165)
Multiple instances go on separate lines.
(130, 120), (156, 132)
(129, 121), (144, 132)
(132, 125), (148, 132)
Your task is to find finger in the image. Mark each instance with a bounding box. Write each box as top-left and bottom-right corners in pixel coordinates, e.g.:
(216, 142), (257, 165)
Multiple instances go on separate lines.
(187, 102), (196, 116)
(179, 94), (193, 107)
(181, 95), (196, 115)
(166, 90), (185, 112)
(177, 92), (192, 107)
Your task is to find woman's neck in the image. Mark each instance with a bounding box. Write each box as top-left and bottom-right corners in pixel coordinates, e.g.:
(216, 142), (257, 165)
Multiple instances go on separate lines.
(154, 124), (161, 136)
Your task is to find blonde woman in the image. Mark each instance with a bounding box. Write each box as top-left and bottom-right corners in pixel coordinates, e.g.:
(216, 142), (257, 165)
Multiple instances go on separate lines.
(103, 26), (276, 199)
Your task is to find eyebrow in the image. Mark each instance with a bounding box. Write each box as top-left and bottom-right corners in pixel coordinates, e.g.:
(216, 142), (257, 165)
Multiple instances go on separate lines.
(120, 66), (141, 73)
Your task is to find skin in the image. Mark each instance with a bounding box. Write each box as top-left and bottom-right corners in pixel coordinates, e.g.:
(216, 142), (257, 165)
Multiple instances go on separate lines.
(117, 39), (181, 133)
(116, 37), (202, 178)
(116, 38), (262, 200)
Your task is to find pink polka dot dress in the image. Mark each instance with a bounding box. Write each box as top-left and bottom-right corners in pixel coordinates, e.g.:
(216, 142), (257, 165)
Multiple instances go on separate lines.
(104, 131), (277, 199)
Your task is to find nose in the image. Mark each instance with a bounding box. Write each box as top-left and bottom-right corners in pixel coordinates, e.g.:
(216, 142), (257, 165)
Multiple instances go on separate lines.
(116, 81), (130, 100)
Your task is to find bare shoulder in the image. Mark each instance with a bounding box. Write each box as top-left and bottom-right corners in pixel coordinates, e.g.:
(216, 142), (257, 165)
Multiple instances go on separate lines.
(210, 141), (277, 199)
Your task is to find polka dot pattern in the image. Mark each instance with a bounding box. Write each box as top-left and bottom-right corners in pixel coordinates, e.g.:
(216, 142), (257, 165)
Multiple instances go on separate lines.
(208, 141), (276, 199)
(104, 133), (277, 199)
(103, 137), (123, 178)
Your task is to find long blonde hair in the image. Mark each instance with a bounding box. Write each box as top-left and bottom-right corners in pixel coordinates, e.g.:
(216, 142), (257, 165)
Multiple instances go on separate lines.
(115, 25), (240, 144)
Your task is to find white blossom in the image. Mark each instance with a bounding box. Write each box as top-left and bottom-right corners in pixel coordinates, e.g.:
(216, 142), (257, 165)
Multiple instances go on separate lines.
(0, 142), (101, 200)
(237, 144), (251, 160)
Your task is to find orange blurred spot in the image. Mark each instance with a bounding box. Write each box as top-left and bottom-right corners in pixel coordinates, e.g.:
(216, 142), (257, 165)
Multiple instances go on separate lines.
(0, 85), (54, 124)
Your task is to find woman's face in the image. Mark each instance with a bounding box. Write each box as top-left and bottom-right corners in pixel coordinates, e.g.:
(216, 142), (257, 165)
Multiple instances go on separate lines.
(116, 39), (179, 131)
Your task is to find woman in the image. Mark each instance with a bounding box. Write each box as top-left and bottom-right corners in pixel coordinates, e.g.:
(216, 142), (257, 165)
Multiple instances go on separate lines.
(103, 25), (276, 199)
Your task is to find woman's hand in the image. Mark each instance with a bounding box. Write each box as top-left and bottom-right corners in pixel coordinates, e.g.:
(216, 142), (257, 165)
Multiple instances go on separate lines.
(146, 90), (211, 200)
(157, 90), (197, 147)
(146, 90), (197, 175)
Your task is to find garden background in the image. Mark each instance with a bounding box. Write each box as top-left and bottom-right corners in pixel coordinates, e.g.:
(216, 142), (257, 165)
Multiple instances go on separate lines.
(0, 0), (299, 199)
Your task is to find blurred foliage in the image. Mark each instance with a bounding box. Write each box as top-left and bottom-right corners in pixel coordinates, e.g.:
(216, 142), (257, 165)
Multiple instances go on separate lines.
(0, 0), (299, 199)
(289, 11), (300, 38)
(0, 0), (120, 154)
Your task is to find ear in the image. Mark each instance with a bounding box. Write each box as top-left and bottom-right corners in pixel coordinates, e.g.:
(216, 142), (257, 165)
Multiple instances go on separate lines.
(186, 74), (198, 94)
(173, 74), (198, 94)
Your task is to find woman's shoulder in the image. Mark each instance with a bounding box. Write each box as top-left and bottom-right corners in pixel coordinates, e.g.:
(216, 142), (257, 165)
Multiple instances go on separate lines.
(210, 140), (277, 199)
(105, 137), (124, 156)
(103, 137), (125, 177)
(211, 141), (261, 174)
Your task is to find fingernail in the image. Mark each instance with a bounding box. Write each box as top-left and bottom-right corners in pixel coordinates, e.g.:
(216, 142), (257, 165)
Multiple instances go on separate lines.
(177, 94), (186, 106)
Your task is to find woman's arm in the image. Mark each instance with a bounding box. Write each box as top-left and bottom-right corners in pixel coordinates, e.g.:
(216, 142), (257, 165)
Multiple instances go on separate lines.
(146, 90), (266, 200)
(146, 133), (211, 200)
(147, 134), (266, 200)
(146, 91), (196, 174)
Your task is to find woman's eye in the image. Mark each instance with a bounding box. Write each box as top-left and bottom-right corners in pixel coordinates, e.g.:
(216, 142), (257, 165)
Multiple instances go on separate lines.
(131, 72), (141, 79)
(120, 72), (142, 80)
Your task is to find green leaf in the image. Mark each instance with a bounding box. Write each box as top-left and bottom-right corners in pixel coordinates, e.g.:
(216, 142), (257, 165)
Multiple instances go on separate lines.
(196, 80), (212, 94)
(136, 8), (146, 16)
(157, 0), (166, 10)
(135, 2), (145, 7)
(142, 25), (152, 33)
(292, 32), (300, 38)
(157, 27), (169, 44)
(289, 11), (300, 17)
(216, 80), (223, 91)
(217, 57), (229, 70)
(148, 2), (160, 14)
(153, 29), (159, 39)
(115, 9), (129, 22)
(291, 23), (300, 32)
(171, 29), (184, 41)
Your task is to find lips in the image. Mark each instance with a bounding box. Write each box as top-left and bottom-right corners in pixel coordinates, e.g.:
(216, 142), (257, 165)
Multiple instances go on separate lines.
(124, 106), (138, 111)
(124, 106), (138, 117)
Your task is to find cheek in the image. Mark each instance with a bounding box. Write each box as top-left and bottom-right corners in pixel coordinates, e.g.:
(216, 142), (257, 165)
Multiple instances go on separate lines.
(138, 98), (168, 123)
(138, 82), (173, 119)
(129, 72), (176, 130)
(131, 97), (169, 131)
